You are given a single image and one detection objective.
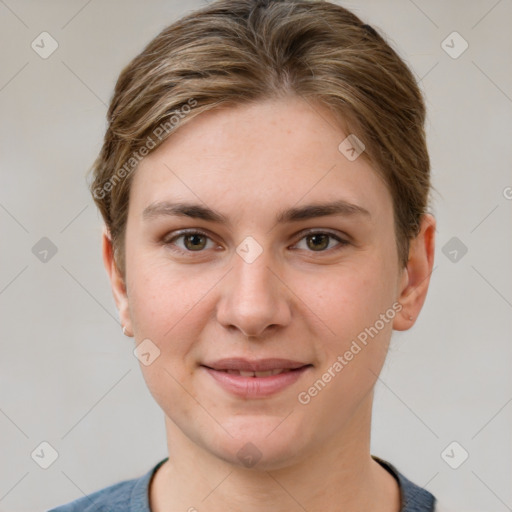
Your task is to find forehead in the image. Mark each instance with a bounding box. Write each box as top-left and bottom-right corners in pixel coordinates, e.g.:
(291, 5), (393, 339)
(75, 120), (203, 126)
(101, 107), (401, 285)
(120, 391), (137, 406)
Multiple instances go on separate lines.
(129, 96), (392, 221)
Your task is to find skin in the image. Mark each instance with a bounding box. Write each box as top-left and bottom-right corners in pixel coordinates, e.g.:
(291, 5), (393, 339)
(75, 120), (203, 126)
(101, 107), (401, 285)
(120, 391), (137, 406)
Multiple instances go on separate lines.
(102, 95), (435, 512)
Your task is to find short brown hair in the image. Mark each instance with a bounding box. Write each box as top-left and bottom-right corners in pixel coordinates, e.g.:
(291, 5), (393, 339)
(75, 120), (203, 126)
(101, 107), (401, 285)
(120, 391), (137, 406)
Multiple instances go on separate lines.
(88, 0), (431, 277)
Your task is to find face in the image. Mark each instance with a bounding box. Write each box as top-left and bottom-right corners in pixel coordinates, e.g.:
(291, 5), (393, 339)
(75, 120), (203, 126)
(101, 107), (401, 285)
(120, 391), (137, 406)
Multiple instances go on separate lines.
(105, 96), (432, 470)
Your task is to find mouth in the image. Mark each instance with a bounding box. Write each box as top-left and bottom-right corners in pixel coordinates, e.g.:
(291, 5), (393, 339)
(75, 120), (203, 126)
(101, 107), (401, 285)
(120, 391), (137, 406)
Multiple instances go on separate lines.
(202, 357), (310, 372)
(200, 358), (313, 398)
(211, 368), (295, 377)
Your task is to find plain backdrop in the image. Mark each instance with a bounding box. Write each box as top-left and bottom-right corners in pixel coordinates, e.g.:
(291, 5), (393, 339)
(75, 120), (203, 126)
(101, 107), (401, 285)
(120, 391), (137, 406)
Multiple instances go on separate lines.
(0, 1), (511, 511)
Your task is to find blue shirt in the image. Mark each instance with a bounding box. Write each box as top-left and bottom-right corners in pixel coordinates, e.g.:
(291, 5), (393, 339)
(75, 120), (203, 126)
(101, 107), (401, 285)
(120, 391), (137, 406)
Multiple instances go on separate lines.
(48, 455), (436, 511)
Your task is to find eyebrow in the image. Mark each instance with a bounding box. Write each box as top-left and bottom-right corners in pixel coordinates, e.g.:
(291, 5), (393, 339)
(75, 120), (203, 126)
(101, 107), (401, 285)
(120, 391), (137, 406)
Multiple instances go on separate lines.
(142, 199), (371, 224)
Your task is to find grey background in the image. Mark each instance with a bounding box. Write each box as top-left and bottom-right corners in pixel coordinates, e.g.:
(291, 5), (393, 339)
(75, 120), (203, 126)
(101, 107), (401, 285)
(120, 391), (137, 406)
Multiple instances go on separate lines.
(0, 1), (511, 511)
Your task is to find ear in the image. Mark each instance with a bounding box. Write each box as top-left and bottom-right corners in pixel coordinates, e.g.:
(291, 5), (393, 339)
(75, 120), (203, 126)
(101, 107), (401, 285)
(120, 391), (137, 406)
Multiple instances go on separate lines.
(102, 226), (133, 336)
(393, 214), (436, 331)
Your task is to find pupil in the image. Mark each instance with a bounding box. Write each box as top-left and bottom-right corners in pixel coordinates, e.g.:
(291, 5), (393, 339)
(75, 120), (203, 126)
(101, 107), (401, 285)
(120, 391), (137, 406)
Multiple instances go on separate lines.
(185, 234), (205, 250)
(308, 234), (328, 251)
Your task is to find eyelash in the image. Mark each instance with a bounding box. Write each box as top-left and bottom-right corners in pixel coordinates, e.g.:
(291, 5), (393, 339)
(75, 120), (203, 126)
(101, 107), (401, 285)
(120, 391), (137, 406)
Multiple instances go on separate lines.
(162, 229), (350, 256)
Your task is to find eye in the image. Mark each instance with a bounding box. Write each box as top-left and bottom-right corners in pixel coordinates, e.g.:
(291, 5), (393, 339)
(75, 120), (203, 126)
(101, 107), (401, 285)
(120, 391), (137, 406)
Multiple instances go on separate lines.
(162, 229), (349, 256)
(292, 230), (349, 252)
(164, 230), (217, 253)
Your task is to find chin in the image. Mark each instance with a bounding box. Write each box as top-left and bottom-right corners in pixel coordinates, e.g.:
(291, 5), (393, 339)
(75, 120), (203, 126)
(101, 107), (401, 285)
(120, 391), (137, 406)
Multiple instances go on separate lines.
(208, 416), (309, 471)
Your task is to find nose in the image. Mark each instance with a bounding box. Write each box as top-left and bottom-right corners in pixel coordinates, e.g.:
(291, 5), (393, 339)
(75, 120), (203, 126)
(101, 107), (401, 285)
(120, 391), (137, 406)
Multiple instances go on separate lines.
(216, 247), (292, 339)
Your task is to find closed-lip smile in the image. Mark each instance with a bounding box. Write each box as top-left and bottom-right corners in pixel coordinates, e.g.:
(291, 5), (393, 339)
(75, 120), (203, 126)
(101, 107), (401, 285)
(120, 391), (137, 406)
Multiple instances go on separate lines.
(201, 358), (313, 398)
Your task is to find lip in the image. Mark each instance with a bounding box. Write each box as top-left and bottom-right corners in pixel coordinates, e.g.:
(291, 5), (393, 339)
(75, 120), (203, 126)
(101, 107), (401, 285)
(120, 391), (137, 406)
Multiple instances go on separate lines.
(201, 358), (312, 398)
(202, 358), (308, 372)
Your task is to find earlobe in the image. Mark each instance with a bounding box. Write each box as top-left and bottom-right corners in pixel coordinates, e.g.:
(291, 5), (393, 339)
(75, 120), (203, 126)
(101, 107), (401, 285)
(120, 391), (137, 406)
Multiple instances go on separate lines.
(101, 226), (133, 335)
(393, 214), (436, 331)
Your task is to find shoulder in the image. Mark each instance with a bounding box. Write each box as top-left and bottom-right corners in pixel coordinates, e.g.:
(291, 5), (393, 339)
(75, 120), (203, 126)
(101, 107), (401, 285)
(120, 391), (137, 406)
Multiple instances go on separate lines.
(372, 455), (436, 512)
(47, 478), (136, 512)
(47, 458), (168, 512)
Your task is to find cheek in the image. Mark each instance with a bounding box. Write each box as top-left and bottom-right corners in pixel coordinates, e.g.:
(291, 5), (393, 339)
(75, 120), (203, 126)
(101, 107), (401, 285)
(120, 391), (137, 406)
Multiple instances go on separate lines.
(294, 255), (397, 341)
(126, 257), (229, 388)
(127, 262), (207, 410)
(127, 252), (210, 336)
(295, 252), (398, 397)
(293, 260), (397, 429)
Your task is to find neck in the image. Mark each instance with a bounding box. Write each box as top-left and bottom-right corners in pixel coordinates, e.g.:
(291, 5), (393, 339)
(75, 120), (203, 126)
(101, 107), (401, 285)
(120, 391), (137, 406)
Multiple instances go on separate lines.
(150, 394), (400, 512)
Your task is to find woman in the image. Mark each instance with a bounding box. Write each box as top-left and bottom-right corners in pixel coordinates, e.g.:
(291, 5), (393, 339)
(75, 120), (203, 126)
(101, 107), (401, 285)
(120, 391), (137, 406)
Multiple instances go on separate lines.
(51, 0), (442, 510)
